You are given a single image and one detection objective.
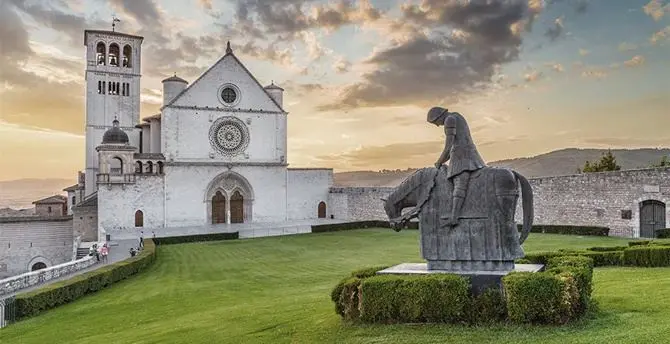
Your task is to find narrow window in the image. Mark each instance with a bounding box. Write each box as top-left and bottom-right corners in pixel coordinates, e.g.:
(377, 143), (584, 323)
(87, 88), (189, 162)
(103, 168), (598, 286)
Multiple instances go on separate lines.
(48, 206), (52, 213)
(135, 210), (144, 227)
(108, 81), (112, 94)
(157, 161), (164, 174)
(72, 196), (76, 206)
(146, 161), (153, 174)
(117, 82), (120, 95)
(122, 83), (126, 96)
(102, 81), (106, 94)
(98, 81), (102, 94)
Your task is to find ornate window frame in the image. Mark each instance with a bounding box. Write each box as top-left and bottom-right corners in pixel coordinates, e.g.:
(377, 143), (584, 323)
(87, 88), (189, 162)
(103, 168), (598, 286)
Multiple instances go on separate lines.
(209, 116), (250, 157)
(217, 83), (241, 107)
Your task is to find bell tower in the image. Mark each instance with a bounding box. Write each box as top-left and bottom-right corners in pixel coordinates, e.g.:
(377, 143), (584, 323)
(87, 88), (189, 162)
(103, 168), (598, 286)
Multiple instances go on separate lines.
(83, 27), (144, 197)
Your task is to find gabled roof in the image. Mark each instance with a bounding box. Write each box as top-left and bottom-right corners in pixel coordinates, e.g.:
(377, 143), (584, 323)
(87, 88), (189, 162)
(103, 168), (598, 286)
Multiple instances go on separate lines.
(161, 43), (285, 113)
(63, 184), (81, 192)
(33, 195), (67, 205)
(142, 113), (161, 122)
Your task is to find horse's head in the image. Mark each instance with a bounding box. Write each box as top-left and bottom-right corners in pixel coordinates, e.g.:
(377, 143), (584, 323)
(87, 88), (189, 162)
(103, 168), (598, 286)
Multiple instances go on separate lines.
(381, 167), (439, 222)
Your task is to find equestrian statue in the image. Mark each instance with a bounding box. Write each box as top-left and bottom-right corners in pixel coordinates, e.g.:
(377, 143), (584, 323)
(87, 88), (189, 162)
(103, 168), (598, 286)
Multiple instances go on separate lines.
(383, 107), (534, 273)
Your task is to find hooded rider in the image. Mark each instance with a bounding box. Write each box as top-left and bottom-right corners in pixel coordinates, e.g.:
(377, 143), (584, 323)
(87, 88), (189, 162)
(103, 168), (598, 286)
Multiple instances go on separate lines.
(427, 107), (486, 227)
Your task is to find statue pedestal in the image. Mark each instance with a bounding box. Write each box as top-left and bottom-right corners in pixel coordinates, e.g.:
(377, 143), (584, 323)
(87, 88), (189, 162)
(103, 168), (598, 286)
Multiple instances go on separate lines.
(377, 263), (545, 296)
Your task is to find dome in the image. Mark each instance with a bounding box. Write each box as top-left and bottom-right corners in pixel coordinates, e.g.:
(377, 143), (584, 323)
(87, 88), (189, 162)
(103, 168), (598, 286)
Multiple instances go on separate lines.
(162, 74), (188, 83)
(102, 119), (129, 144)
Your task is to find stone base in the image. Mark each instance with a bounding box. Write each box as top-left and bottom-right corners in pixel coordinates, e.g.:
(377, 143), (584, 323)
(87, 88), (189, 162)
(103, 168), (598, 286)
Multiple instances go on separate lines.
(377, 263), (545, 295)
(427, 260), (515, 272)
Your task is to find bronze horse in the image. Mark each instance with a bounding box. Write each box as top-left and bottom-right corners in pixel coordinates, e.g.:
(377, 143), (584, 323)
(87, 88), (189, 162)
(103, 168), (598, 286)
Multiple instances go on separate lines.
(383, 166), (534, 271)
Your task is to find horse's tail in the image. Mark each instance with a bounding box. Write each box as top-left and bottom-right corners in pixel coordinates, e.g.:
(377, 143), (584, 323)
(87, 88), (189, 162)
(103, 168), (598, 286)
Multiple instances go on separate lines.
(512, 170), (534, 244)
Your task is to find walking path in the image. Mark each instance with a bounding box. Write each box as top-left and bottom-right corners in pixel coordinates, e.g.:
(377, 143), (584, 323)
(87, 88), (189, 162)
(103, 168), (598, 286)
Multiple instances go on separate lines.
(3, 239), (137, 299)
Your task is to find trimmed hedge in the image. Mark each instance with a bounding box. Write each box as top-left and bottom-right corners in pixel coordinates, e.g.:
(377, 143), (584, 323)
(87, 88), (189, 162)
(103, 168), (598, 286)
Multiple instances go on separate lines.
(622, 246), (670, 267)
(503, 256), (594, 324)
(655, 228), (670, 239)
(520, 240), (670, 267)
(312, 221), (419, 233)
(153, 232), (238, 245)
(15, 239), (156, 320)
(516, 224), (610, 236)
(332, 257), (594, 325)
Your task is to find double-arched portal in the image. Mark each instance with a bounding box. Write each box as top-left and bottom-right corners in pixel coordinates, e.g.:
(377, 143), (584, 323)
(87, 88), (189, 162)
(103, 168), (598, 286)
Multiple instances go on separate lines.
(205, 172), (254, 224)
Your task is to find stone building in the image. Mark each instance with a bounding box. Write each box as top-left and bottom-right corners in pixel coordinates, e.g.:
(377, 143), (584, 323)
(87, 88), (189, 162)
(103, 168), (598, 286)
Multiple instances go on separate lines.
(62, 29), (332, 241)
(32, 195), (68, 217)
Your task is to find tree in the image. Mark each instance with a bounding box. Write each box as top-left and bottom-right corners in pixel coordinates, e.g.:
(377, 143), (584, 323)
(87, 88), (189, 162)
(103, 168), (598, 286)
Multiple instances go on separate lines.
(579, 149), (621, 173)
(649, 155), (670, 168)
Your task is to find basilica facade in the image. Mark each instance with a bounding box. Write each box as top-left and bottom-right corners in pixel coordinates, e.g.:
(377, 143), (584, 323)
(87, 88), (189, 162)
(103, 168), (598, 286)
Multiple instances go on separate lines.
(66, 29), (333, 241)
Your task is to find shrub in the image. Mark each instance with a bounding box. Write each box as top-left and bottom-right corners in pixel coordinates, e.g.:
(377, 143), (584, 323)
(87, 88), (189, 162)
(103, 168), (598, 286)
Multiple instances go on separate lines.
(580, 251), (623, 267)
(622, 246), (670, 267)
(546, 256), (594, 315)
(466, 287), (507, 324)
(656, 228), (670, 239)
(502, 272), (573, 324)
(153, 232), (238, 245)
(628, 240), (651, 247)
(350, 265), (390, 278)
(587, 246), (627, 252)
(359, 274), (470, 324)
(516, 224), (609, 236)
(520, 251), (569, 265)
(16, 239), (156, 320)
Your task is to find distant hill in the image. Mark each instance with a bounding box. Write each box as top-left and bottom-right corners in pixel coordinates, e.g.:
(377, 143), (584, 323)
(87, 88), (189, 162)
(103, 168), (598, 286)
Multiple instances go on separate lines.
(333, 148), (670, 187)
(0, 178), (73, 210)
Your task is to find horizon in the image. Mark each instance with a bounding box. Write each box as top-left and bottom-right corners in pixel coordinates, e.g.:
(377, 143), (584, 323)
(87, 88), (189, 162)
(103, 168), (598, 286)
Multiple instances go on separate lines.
(1, 0), (669, 181)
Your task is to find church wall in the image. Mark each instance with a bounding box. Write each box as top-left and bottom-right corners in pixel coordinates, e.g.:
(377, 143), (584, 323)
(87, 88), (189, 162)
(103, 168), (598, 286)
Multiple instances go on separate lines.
(0, 217), (73, 279)
(162, 108), (285, 163)
(163, 164), (287, 227)
(513, 168), (670, 238)
(97, 175), (165, 239)
(329, 187), (394, 221)
(287, 168), (333, 220)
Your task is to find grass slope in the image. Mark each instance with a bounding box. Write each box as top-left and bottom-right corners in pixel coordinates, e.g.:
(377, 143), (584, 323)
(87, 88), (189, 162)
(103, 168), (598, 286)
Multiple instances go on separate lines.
(2, 229), (669, 344)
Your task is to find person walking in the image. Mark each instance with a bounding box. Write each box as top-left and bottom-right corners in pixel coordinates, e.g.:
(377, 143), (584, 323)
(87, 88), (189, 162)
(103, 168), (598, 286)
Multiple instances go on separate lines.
(139, 230), (144, 248)
(101, 244), (109, 263)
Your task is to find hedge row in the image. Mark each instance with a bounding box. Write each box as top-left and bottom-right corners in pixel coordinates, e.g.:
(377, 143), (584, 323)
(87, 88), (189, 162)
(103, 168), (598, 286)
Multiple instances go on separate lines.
(331, 256), (593, 325)
(655, 228), (670, 238)
(312, 221), (418, 233)
(504, 256), (593, 324)
(520, 240), (670, 267)
(15, 239), (156, 320)
(516, 224), (610, 236)
(153, 232), (238, 245)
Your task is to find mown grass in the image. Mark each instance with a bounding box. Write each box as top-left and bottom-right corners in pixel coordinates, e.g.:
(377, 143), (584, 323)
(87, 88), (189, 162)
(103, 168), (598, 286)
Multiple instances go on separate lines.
(2, 229), (669, 344)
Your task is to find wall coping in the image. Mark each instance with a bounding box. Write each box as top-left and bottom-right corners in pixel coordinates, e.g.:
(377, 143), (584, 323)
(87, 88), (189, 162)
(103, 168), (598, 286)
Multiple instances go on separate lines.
(0, 215), (73, 224)
(528, 167), (670, 181)
(0, 255), (97, 297)
(288, 168), (334, 171)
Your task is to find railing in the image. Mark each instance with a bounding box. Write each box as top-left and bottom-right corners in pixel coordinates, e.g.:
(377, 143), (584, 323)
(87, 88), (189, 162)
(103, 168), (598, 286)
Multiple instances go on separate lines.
(0, 256), (97, 297)
(0, 296), (16, 328)
(96, 173), (136, 184)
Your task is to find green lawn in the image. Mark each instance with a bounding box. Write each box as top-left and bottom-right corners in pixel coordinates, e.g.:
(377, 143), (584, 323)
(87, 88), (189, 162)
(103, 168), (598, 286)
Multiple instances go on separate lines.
(3, 229), (670, 344)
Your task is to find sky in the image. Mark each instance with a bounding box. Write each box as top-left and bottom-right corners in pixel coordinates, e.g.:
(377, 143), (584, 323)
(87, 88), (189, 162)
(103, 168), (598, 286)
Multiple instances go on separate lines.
(0, 0), (668, 181)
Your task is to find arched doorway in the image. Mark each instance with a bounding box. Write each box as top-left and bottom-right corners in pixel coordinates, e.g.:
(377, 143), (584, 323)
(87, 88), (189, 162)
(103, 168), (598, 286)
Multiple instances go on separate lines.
(318, 201), (327, 218)
(230, 191), (244, 223)
(212, 191), (227, 224)
(31, 262), (47, 271)
(640, 200), (666, 238)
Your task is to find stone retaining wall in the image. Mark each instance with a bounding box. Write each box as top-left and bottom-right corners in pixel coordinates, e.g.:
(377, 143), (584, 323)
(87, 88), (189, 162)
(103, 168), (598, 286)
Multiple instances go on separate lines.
(0, 256), (97, 297)
(330, 168), (670, 238)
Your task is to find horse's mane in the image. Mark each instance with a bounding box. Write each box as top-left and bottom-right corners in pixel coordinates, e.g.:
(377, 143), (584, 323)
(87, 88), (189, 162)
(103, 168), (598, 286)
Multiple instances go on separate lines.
(387, 167), (438, 208)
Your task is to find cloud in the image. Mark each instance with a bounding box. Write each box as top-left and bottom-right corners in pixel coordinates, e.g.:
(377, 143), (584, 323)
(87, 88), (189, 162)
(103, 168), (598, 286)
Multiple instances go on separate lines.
(318, 0), (539, 111)
(333, 56), (352, 74)
(623, 55), (645, 67)
(650, 26), (670, 44)
(198, 0), (213, 11)
(313, 140), (443, 170)
(618, 42), (638, 51)
(580, 69), (608, 79)
(524, 69), (543, 82)
(643, 0), (669, 21)
(545, 62), (565, 72)
(544, 16), (564, 41)
(579, 48), (590, 56)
